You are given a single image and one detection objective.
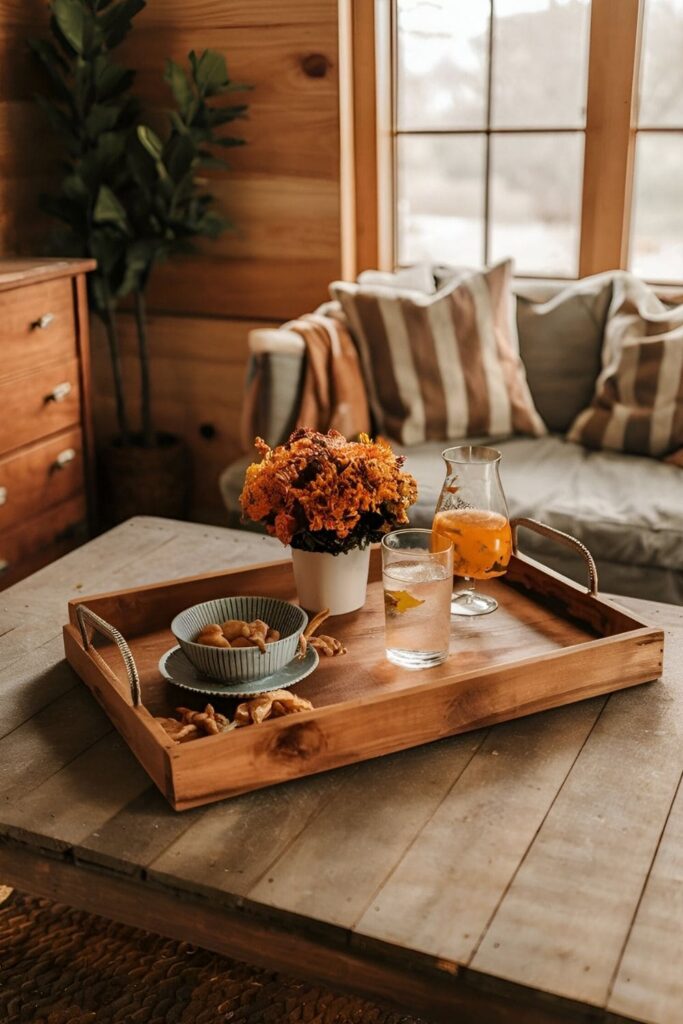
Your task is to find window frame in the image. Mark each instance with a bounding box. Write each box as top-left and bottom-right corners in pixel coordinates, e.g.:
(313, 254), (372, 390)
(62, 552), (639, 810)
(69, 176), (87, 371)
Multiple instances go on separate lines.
(342, 0), (646, 280)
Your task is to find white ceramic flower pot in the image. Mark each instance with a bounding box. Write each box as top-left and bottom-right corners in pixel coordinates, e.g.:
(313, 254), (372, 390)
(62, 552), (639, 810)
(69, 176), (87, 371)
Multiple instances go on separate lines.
(291, 546), (371, 615)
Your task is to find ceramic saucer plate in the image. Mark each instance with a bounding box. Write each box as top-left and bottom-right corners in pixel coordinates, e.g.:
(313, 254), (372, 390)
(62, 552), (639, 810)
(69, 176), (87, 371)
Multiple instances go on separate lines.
(158, 643), (319, 698)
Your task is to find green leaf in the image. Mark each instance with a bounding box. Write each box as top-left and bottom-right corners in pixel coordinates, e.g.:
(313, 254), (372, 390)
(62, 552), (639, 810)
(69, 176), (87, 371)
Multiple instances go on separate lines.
(164, 132), (196, 181)
(197, 151), (226, 171)
(28, 36), (69, 76)
(62, 174), (90, 203)
(52, 0), (89, 54)
(85, 102), (120, 137)
(169, 110), (189, 136)
(207, 104), (248, 127)
(94, 130), (127, 166)
(117, 238), (158, 296)
(93, 57), (135, 100)
(93, 185), (129, 231)
(164, 59), (194, 119)
(193, 49), (228, 96)
(100, 0), (146, 48)
(136, 124), (164, 162)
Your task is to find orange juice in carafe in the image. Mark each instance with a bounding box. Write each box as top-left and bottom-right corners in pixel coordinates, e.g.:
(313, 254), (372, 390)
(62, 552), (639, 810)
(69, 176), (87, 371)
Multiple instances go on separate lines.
(433, 508), (512, 579)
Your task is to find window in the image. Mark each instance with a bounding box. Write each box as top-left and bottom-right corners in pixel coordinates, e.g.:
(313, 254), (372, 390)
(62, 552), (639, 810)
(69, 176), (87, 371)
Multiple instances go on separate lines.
(630, 0), (683, 282)
(363, 0), (681, 282)
(395, 0), (590, 277)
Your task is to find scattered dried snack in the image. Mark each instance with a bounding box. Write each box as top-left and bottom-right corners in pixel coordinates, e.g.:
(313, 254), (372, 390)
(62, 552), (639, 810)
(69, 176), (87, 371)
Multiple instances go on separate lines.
(297, 608), (347, 659)
(234, 689), (314, 726)
(156, 717), (201, 743)
(155, 703), (237, 743)
(177, 704), (236, 736)
(194, 618), (283, 653)
(308, 634), (347, 657)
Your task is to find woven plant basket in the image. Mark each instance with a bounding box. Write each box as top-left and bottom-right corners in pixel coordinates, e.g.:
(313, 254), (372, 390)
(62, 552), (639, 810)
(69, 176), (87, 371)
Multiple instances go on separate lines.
(100, 433), (191, 525)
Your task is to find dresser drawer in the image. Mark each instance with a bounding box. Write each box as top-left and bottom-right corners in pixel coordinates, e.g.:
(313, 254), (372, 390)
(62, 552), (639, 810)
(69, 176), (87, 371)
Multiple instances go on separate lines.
(0, 427), (85, 531)
(0, 358), (81, 455)
(0, 494), (87, 588)
(0, 277), (77, 380)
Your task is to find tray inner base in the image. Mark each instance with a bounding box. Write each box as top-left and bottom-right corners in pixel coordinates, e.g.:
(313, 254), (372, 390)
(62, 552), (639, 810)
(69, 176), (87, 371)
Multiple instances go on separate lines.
(93, 577), (599, 718)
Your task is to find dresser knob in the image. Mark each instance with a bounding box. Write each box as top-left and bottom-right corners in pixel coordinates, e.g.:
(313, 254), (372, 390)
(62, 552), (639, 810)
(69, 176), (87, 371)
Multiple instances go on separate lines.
(32, 313), (56, 330)
(44, 381), (72, 403)
(53, 448), (76, 470)
(0, 487), (6, 506)
(0, 559), (9, 574)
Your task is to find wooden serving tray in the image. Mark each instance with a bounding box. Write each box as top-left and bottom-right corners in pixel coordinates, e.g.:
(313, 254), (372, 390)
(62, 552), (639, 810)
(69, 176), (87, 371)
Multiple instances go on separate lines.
(63, 518), (664, 811)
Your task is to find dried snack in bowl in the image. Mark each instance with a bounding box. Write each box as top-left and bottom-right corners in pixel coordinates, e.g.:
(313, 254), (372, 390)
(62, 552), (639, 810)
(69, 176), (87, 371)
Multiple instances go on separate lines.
(195, 624), (230, 648)
(235, 690), (314, 726)
(194, 618), (281, 653)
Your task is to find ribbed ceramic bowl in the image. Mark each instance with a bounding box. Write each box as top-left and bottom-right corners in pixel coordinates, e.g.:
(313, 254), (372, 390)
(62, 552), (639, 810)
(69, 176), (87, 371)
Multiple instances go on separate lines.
(171, 596), (308, 683)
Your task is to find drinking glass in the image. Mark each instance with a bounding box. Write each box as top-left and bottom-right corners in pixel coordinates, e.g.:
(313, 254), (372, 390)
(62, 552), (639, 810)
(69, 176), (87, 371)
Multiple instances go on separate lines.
(432, 446), (512, 616)
(381, 529), (453, 669)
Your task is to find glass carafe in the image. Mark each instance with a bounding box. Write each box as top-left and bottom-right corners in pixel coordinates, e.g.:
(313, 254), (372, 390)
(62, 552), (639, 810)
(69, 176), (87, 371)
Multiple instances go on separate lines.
(432, 445), (512, 616)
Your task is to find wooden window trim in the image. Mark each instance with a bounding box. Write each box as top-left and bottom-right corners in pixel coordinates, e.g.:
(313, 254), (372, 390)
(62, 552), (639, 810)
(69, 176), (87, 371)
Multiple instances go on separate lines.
(343, 0), (646, 280)
(579, 0), (643, 276)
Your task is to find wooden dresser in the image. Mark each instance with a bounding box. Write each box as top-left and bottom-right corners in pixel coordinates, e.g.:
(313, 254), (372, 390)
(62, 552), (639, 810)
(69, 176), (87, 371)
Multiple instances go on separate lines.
(0, 259), (96, 589)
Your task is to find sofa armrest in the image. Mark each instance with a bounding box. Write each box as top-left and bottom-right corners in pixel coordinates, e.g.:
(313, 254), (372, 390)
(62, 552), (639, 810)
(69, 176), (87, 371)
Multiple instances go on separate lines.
(239, 327), (307, 455)
(249, 327), (305, 356)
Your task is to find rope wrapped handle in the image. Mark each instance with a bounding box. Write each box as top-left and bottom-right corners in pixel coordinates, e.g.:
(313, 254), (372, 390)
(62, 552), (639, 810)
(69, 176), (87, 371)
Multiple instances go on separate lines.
(510, 517), (599, 596)
(76, 605), (142, 707)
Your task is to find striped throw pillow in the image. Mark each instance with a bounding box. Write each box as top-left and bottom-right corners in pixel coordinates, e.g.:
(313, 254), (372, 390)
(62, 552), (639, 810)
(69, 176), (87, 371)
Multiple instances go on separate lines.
(330, 261), (546, 445)
(568, 274), (683, 457)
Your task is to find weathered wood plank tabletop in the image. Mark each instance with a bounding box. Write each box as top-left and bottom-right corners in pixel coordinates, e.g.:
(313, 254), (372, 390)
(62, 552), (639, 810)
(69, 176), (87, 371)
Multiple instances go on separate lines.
(0, 517), (680, 1024)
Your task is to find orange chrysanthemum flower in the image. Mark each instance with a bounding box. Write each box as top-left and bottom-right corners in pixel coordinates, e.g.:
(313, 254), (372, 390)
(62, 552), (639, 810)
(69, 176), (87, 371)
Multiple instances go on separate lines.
(239, 429), (418, 554)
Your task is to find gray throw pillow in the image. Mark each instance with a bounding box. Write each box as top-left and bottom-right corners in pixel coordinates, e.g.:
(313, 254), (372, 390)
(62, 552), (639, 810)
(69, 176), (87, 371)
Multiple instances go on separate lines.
(515, 274), (613, 433)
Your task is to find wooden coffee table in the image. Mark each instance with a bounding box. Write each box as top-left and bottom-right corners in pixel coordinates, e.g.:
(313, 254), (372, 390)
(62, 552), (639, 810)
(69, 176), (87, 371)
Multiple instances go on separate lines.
(0, 516), (681, 1024)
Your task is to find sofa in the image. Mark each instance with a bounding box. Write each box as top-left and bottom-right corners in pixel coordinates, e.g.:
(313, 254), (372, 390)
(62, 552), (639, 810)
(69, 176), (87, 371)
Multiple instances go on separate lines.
(221, 273), (683, 605)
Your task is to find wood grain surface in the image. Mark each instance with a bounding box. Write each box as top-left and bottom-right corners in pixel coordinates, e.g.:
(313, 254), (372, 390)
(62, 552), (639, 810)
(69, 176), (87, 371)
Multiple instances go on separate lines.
(3, 1), (342, 519)
(1, 3), (340, 319)
(0, 516), (681, 1024)
(61, 543), (662, 810)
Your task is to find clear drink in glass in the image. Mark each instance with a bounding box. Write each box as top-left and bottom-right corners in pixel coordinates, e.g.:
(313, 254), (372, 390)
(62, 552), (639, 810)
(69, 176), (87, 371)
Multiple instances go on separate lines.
(381, 528), (453, 669)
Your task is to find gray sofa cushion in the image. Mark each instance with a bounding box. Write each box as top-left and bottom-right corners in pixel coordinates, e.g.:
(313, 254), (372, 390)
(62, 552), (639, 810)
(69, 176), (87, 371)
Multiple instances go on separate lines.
(515, 274), (613, 433)
(399, 435), (683, 600)
(221, 437), (683, 602)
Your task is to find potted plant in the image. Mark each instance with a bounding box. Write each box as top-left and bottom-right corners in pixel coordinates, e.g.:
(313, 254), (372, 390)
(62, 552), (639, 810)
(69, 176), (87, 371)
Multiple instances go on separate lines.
(30, 0), (247, 522)
(239, 429), (418, 614)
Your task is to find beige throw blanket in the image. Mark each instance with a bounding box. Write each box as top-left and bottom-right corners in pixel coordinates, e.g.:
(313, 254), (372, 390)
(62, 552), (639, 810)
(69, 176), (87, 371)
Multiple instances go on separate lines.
(242, 313), (371, 450)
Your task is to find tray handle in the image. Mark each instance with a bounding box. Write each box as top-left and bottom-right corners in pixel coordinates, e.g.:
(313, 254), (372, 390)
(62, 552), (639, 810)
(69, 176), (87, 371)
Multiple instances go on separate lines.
(76, 604), (142, 707)
(511, 517), (599, 596)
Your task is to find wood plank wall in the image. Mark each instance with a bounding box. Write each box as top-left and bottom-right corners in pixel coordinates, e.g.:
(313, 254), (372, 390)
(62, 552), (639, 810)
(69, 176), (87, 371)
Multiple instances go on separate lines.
(1, 0), (342, 523)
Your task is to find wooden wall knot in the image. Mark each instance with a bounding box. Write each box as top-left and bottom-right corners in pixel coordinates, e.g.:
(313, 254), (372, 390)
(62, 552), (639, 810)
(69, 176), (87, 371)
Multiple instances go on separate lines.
(270, 721), (327, 761)
(301, 53), (330, 78)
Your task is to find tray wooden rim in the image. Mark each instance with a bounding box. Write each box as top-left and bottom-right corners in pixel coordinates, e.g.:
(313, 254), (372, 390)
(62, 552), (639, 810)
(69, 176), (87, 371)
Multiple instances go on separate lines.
(63, 547), (665, 810)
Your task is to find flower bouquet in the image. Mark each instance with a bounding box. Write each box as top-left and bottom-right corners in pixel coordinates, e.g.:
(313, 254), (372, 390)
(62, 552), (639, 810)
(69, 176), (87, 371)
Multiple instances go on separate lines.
(240, 428), (417, 613)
